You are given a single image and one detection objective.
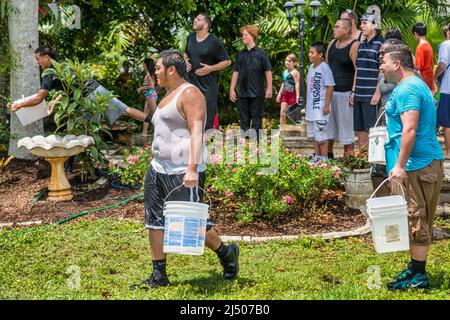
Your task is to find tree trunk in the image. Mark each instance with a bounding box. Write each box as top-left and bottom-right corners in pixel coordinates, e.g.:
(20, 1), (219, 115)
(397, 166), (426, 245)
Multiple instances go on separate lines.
(8, 0), (43, 159)
(0, 73), (7, 123)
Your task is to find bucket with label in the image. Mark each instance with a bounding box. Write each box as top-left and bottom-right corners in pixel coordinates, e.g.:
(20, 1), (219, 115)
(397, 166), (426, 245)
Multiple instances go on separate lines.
(163, 185), (211, 255)
(366, 178), (410, 253)
(368, 111), (388, 165)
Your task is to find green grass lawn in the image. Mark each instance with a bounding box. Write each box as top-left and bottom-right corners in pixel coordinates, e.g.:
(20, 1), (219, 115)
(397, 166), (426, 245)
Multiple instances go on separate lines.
(0, 218), (449, 300)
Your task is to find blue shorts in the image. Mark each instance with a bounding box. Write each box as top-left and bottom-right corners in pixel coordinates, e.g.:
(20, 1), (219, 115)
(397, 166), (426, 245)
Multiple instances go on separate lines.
(437, 93), (450, 128)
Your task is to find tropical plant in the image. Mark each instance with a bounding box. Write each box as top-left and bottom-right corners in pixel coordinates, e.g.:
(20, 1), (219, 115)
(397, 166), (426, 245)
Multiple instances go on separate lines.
(42, 58), (114, 181)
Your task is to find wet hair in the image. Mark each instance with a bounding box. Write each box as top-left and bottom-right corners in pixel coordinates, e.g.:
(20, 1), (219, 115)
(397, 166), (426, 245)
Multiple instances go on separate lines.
(240, 24), (258, 42)
(412, 22), (427, 36)
(34, 45), (60, 60)
(336, 18), (352, 31)
(157, 49), (187, 79)
(384, 28), (403, 41)
(144, 57), (156, 80)
(382, 43), (415, 70)
(198, 13), (212, 30)
(310, 41), (326, 57)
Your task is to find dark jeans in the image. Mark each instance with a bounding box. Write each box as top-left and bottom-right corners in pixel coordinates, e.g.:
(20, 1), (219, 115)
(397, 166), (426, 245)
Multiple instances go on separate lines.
(238, 96), (264, 139)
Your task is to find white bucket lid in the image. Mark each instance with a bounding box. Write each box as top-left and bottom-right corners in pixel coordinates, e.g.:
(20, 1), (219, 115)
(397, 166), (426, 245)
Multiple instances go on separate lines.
(165, 201), (209, 210)
(366, 195), (406, 209)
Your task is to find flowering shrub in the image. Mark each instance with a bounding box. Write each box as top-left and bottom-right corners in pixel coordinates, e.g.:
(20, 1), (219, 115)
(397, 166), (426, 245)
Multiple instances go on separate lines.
(339, 148), (370, 171)
(111, 146), (152, 189)
(205, 142), (344, 224)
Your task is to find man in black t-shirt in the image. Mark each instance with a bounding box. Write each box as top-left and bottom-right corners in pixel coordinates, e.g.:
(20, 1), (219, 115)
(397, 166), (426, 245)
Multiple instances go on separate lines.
(184, 13), (231, 130)
(11, 46), (148, 172)
(11, 46), (147, 126)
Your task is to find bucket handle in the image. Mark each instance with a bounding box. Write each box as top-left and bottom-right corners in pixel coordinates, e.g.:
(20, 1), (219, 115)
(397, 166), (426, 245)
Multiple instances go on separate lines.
(373, 109), (386, 129)
(369, 177), (405, 201)
(163, 184), (213, 213)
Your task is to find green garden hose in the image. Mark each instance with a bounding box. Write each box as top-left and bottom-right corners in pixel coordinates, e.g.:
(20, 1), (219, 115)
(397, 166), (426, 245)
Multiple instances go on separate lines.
(6, 193), (144, 237)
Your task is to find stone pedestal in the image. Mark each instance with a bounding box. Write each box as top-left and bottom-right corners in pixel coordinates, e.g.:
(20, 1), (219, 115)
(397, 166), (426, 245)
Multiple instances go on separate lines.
(46, 157), (73, 201)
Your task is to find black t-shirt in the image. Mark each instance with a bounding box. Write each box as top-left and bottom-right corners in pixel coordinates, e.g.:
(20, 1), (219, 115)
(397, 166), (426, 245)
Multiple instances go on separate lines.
(185, 32), (230, 102)
(40, 65), (100, 96)
(233, 46), (272, 98)
(40, 66), (63, 92)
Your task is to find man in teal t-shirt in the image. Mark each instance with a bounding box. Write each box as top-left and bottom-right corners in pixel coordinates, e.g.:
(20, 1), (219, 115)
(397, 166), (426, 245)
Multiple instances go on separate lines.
(380, 43), (444, 291)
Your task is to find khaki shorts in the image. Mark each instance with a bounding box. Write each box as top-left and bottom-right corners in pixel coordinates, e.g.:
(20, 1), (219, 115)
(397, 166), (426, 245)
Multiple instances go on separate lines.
(391, 160), (444, 246)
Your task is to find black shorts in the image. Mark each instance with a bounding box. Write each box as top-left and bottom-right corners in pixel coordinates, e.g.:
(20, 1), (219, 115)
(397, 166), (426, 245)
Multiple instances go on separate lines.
(353, 100), (378, 132)
(144, 166), (212, 230)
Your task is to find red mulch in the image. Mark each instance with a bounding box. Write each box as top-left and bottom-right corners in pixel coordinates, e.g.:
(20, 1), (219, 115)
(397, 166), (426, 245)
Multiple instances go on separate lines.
(0, 159), (366, 236)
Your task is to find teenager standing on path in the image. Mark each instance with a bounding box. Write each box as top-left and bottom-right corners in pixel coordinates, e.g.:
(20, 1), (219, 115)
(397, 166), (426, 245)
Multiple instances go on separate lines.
(229, 25), (273, 139)
(412, 23), (436, 94)
(350, 13), (384, 150)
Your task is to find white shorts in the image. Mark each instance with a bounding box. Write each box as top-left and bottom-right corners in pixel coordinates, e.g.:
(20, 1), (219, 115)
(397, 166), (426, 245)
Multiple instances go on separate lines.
(307, 120), (331, 143)
(328, 91), (356, 145)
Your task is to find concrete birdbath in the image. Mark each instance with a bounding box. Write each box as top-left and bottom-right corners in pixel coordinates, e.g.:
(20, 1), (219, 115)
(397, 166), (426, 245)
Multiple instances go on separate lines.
(18, 135), (95, 201)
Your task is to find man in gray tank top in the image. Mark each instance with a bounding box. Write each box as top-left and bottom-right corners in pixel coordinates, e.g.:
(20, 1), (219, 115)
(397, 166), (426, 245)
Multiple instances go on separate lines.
(131, 50), (239, 290)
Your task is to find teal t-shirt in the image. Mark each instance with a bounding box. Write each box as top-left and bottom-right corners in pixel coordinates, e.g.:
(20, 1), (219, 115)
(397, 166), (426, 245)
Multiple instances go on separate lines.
(385, 76), (444, 172)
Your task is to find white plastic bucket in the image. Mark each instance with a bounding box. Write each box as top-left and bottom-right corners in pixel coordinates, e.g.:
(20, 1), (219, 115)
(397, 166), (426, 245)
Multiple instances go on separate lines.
(163, 186), (211, 256)
(366, 178), (410, 253)
(368, 111), (388, 165)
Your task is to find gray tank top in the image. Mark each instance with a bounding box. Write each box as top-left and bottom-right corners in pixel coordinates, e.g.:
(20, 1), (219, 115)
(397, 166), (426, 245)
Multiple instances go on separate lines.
(151, 83), (207, 174)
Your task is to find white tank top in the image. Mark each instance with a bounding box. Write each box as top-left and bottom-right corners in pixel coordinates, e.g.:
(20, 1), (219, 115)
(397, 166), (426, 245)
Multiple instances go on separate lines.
(151, 83), (207, 174)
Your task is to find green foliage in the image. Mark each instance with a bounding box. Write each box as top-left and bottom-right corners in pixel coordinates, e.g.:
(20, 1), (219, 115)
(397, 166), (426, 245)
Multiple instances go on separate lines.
(0, 121), (8, 153)
(206, 141), (344, 224)
(43, 59), (113, 181)
(111, 146), (153, 189)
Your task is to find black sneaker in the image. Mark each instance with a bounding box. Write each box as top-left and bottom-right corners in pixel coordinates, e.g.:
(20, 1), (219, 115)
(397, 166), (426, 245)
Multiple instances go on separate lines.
(220, 243), (240, 280)
(129, 273), (170, 290)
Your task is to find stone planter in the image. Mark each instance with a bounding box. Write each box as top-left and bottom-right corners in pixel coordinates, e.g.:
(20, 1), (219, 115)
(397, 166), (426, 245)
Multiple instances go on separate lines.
(18, 135), (94, 202)
(343, 168), (374, 209)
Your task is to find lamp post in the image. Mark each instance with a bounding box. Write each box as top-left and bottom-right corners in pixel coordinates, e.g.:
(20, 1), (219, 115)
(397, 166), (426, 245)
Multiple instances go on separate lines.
(283, 0), (321, 126)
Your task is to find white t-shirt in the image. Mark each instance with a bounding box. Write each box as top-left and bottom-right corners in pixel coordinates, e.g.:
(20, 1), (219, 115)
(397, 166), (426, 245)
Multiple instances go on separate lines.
(438, 40), (450, 94)
(306, 62), (335, 121)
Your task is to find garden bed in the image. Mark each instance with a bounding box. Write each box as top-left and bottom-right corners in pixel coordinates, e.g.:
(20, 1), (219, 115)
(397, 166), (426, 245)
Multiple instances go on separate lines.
(0, 159), (367, 236)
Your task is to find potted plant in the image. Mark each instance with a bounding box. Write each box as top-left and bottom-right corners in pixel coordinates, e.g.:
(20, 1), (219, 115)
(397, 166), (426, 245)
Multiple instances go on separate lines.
(339, 148), (374, 209)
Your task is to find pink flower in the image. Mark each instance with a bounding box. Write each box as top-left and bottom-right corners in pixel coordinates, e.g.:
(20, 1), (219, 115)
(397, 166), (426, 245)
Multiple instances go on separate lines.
(282, 195), (293, 205)
(296, 154), (303, 159)
(207, 186), (215, 193)
(253, 148), (260, 156)
(332, 166), (342, 174)
(239, 138), (246, 146)
(210, 154), (219, 165)
(225, 189), (234, 198)
(307, 161), (316, 168)
(127, 156), (139, 165)
(320, 163), (328, 169)
(232, 168), (237, 173)
(227, 163), (233, 168)
(256, 172), (262, 176)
